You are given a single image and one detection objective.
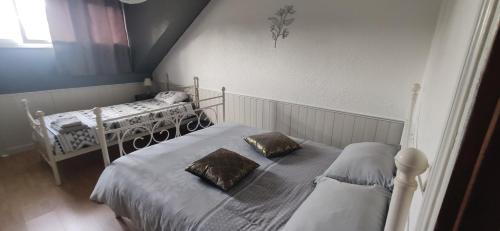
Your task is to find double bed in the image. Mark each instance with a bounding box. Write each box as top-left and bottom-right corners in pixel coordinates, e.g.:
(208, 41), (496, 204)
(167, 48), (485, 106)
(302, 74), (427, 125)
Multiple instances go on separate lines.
(91, 123), (342, 230)
(89, 83), (428, 231)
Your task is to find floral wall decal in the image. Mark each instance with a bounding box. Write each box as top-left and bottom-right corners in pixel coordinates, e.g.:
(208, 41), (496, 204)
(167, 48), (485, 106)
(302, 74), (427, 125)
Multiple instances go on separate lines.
(268, 5), (296, 48)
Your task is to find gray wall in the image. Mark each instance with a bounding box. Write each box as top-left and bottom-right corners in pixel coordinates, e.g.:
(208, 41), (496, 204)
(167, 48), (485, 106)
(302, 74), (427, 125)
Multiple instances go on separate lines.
(125, 0), (209, 73)
(0, 48), (147, 94)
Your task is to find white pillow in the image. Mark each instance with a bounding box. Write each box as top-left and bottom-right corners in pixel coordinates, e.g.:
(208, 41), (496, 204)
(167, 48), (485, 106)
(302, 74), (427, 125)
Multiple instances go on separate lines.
(282, 177), (390, 231)
(154, 91), (189, 104)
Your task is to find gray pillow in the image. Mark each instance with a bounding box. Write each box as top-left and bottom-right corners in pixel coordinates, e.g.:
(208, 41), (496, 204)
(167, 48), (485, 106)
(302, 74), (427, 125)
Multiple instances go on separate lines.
(282, 177), (390, 231)
(320, 142), (399, 190)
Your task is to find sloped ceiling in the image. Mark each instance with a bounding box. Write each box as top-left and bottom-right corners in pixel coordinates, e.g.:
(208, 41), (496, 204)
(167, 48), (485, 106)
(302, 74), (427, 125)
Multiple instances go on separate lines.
(124, 0), (210, 74)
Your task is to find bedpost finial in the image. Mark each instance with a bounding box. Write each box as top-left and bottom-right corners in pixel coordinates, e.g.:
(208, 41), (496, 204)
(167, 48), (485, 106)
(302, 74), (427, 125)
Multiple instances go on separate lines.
(194, 76), (199, 87)
(21, 99), (29, 109)
(395, 147), (428, 177)
(412, 83), (421, 93)
(222, 86), (226, 92)
(385, 147), (428, 231)
(93, 107), (102, 116)
(35, 110), (45, 117)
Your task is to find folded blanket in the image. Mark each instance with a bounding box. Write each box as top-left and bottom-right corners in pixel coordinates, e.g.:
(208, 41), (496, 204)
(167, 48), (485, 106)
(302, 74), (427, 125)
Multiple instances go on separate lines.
(51, 116), (82, 128)
(51, 123), (89, 134)
(50, 116), (88, 134)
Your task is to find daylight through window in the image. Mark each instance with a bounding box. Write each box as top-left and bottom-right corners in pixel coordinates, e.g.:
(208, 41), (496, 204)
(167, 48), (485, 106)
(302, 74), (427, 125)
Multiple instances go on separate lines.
(0, 0), (52, 47)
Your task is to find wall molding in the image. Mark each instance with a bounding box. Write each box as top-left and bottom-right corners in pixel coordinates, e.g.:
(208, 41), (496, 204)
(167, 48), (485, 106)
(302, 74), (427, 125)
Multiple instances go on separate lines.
(202, 88), (405, 122)
(0, 82), (147, 155)
(200, 88), (404, 148)
(3, 143), (34, 156)
(3, 83), (405, 155)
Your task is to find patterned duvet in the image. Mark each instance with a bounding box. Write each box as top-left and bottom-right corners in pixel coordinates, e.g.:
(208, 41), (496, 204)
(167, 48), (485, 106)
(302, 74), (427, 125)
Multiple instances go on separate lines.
(41, 99), (194, 155)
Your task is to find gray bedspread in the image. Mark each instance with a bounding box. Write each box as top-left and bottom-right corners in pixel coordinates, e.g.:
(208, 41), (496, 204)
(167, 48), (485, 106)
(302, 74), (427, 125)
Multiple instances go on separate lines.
(90, 123), (342, 231)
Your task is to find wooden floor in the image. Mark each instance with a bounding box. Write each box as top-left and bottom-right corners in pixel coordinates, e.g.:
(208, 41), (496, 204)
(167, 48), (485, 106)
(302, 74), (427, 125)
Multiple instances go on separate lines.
(0, 150), (138, 231)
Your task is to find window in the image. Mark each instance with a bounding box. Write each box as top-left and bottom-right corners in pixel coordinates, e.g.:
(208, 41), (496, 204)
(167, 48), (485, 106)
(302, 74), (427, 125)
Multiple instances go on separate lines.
(0, 0), (52, 48)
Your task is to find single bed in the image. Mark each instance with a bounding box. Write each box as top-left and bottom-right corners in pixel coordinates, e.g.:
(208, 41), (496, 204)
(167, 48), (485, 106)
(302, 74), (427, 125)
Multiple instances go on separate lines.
(21, 77), (213, 185)
(41, 100), (195, 155)
(91, 123), (343, 231)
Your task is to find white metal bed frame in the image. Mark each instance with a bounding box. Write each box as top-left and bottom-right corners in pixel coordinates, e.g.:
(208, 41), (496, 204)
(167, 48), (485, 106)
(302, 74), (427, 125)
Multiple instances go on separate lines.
(94, 83), (428, 231)
(94, 86), (226, 167)
(22, 77), (202, 185)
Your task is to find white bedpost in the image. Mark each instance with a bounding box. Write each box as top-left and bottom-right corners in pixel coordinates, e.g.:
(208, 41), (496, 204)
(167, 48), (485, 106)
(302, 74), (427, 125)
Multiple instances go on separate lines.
(21, 99), (36, 125)
(384, 148), (428, 231)
(36, 110), (62, 186)
(194, 76), (200, 108)
(94, 107), (111, 167)
(221, 86), (226, 123)
(404, 83), (421, 148)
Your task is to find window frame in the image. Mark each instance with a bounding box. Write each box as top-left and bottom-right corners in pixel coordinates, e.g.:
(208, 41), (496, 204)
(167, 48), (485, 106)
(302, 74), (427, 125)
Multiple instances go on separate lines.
(0, 0), (52, 48)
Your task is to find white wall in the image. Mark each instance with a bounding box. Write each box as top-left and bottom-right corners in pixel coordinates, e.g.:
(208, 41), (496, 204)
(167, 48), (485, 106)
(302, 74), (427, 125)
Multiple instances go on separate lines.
(0, 83), (146, 155)
(152, 0), (484, 230)
(154, 0), (442, 120)
(416, 0), (483, 168)
(409, 0), (483, 230)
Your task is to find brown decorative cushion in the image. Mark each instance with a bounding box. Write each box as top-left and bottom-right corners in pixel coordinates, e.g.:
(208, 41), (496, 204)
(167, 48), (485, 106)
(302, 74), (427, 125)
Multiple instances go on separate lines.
(185, 148), (259, 191)
(244, 132), (301, 158)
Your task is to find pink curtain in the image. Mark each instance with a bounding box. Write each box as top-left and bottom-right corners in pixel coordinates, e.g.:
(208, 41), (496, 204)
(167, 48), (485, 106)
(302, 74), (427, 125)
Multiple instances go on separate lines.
(45, 0), (131, 75)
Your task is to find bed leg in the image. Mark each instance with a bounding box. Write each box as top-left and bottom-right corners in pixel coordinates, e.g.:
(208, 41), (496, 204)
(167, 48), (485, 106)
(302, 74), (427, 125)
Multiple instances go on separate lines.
(94, 107), (111, 167)
(36, 110), (62, 186)
(51, 162), (61, 186)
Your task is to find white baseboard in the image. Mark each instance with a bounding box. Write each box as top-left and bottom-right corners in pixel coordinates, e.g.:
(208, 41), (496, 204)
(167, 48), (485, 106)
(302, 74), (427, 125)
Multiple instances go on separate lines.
(2, 143), (34, 156)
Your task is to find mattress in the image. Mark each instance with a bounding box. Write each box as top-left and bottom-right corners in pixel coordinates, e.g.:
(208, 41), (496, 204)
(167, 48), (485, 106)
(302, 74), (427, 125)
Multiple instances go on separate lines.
(90, 123), (342, 231)
(40, 99), (195, 155)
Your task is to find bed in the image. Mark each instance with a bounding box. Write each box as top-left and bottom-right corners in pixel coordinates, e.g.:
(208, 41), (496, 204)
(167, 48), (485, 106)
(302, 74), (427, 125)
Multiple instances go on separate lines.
(21, 77), (216, 185)
(91, 123), (341, 230)
(90, 83), (428, 231)
(91, 123), (428, 231)
(40, 100), (195, 155)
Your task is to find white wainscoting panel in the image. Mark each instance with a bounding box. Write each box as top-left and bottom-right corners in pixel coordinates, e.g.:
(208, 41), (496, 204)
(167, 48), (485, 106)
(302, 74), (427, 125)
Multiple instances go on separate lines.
(0, 83), (145, 155)
(199, 89), (404, 148)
